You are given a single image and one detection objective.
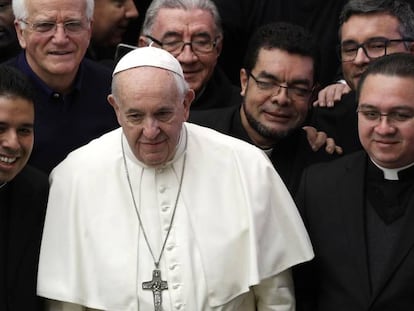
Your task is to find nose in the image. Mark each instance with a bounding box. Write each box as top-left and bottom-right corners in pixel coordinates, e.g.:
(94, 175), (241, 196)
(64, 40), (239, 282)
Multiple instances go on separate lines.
(176, 44), (198, 64)
(51, 24), (69, 43)
(1, 130), (20, 150)
(125, 0), (139, 19)
(270, 86), (290, 106)
(374, 116), (397, 135)
(353, 47), (370, 65)
(142, 118), (160, 139)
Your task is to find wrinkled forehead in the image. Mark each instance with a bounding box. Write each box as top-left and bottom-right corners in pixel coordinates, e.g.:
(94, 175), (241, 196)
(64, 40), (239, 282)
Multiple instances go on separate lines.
(152, 8), (219, 37)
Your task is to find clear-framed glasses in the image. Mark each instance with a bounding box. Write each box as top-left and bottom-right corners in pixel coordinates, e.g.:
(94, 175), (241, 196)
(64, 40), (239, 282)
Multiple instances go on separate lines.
(339, 38), (414, 62)
(356, 108), (414, 124)
(19, 19), (88, 35)
(248, 71), (314, 100)
(145, 34), (219, 56)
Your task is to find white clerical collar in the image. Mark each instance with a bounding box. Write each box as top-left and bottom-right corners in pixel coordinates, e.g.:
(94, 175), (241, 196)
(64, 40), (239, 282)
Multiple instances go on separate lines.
(370, 159), (414, 180)
(122, 124), (187, 169)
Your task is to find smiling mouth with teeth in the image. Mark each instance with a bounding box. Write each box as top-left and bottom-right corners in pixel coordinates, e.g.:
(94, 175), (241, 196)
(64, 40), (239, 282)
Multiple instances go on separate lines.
(0, 156), (17, 164)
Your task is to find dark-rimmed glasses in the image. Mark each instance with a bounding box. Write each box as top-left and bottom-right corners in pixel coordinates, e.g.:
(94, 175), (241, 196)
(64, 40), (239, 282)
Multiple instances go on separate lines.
(356, 108), (414, 124)
(248, 71), (314, 100)
(145, 35), (219, 56)
(19, 19), (88, 35)
(339, 38), (414, 62)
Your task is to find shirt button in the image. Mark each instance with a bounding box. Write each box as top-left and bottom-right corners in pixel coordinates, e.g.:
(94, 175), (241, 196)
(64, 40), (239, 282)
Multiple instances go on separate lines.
(156, 168), (164, 174)
(159, 185), (167, 193)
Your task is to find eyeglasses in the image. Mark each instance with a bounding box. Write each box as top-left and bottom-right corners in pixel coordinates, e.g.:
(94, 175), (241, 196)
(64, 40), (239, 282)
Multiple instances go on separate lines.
(19, 19), (88, 35)
(339, 38), (414, 62)
(356, 108), (414, 124)
(145, 35), (219, 56)
(248, 71), (313, 100)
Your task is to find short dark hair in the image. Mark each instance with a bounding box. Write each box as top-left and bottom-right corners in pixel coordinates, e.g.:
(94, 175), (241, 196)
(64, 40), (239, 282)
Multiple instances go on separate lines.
(339, 0), (414, 40)
(243, 22), (320, 83)
(357, 53), (414, 99)
(0, 65), (35, 103)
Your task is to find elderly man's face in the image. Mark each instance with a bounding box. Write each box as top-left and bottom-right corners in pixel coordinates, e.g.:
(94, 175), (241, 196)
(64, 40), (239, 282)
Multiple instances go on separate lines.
(358, 74), (414, 168)
(93, 0), (138, 47)
(143, 8), (222, 95)
(239, 48), (314, 148)
(340, 13), (412, 90)
(15, 0), (92, 85)
(0, 96), (34, 183)
(108, 67), (193, 166)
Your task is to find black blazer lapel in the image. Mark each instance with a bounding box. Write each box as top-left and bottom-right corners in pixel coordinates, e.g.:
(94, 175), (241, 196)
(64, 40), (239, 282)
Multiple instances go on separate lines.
(339, 153), (371, 301)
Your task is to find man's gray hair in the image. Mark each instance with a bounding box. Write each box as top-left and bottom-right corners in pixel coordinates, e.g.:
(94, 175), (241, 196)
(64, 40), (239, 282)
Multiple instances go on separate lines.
(141, 0), (222, 36)
(339, 0), (414, 40)
(12, 0), (94, 23)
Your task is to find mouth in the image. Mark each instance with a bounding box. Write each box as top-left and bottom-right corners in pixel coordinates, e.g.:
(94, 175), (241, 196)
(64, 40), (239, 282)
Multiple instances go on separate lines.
(48, 50), (73, 56)
(265, 110), (292, 121)
(0, 155), (17, 165)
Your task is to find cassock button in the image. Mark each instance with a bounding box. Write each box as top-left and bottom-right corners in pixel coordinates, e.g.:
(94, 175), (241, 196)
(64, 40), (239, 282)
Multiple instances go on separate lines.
(159, 185), (166, 193)
(169, 263), (178, 270)
(175, 303), (183, 310)
(166, 244), (174, 251)
(162, 205), (170, 212)
(164, 225), (170, 232)
(172, 283), (180, 290)
(52, 92), (61, 99)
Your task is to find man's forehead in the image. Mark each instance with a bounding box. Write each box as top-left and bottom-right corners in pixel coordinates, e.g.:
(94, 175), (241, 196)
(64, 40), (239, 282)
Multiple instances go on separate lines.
(341, 12), (401, 40)
(254, 48), (314, 80)
(152, 7), (217, 36)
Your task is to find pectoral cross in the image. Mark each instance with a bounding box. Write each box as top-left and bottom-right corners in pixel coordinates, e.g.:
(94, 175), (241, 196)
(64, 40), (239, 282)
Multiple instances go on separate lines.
(142, 269), (168, 311)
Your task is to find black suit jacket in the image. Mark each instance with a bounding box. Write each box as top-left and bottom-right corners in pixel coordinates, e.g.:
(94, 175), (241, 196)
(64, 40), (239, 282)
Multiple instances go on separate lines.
(190, 104), (334, 195)
(0, 166), (48, 310)
(311, 90), (362, 155)
(295, 151), (414, 310)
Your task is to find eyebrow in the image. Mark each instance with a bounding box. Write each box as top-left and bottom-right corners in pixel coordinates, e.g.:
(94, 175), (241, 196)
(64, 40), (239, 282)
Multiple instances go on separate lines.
(358, 103), (414, 110)
(161, 31), (213, 40)
(257, 71), (312, 86)
(341, 37), (390, 45)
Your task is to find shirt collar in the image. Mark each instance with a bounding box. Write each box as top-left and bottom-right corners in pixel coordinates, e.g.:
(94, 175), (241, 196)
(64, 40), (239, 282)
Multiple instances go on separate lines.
(370, 158), (414, 180)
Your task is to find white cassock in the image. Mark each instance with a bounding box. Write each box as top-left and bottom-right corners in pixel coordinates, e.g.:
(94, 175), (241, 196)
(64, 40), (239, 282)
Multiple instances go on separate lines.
(37, 123), (314, 311)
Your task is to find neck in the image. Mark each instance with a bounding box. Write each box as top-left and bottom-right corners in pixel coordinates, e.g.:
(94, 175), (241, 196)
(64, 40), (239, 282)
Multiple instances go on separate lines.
(26, 56), (78, 94)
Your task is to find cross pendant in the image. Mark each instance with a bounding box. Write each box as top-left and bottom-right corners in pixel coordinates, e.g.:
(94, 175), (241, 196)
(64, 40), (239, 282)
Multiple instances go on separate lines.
(142, 269), (168, 311)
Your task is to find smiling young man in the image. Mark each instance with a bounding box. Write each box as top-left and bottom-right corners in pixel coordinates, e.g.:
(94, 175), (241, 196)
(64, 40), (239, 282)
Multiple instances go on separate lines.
(295, 53), (414, 310)
(0, 65), (48, 311)
(5, 0), (118, 173)
(311, 0), (414, 155)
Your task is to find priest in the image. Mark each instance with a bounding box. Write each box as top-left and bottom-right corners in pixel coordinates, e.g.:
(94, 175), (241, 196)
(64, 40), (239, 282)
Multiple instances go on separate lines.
(37, 46), (313, 310)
